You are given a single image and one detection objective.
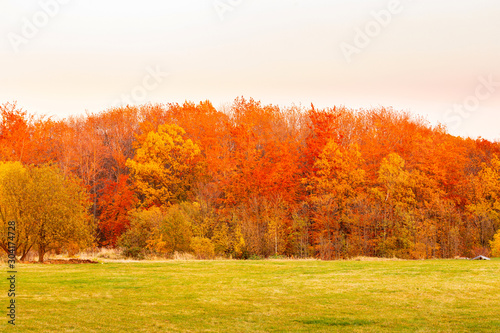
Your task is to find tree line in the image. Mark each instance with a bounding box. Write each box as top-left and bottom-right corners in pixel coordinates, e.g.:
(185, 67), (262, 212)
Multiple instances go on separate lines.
(1, 99), (500, 260)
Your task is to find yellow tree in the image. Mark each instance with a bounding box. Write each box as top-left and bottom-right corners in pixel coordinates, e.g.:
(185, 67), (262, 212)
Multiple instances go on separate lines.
(0, 162), (34, 260)
(491, 230), (500, 257)
(374, 153), (416, 257)
(306, 140), (365, 259)
(29, 164), (93, 262)
(0, 162), (93, 262)
(126, 124), (202, 207)
(467, 155), (500, 250)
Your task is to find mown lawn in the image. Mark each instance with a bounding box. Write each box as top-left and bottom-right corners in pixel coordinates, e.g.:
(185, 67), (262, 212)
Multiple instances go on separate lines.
(2, 259), (500, 332)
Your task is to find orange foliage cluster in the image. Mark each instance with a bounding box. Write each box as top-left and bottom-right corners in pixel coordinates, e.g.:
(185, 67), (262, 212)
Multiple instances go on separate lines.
(2, 99), (499, 259)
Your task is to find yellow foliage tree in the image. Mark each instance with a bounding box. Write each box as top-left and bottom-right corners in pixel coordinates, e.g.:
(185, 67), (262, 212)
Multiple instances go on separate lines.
(375, 153), (416, 258)
(190, 237), (215, 259)
(126, 124), (202, 207)
(0, 162), (93, 262)
(467, 155), (500, 248)
(308, 140), (365, 198)
(29, 164), (93, 262)
(490, 230), (500, 257)
(0, 161), (33, 259)
(306, 140), (365, 259)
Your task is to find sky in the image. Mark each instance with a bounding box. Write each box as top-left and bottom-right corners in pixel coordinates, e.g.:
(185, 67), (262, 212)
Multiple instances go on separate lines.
(1, 0), (499, 140)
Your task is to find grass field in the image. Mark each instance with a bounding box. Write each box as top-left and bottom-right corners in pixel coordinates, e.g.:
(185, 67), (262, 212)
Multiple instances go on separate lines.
(2, 258), (500, 332)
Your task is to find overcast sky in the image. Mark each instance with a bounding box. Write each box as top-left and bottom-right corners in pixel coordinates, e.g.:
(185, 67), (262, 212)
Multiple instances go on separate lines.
(1, 0), (499, 140)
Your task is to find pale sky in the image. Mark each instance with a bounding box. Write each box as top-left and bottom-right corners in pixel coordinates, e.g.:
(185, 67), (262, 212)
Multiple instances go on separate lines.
(1, 0), (499, 140)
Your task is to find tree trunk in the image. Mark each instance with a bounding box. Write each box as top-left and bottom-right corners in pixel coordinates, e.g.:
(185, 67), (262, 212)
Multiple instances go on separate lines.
(19, 244), (33, 262)
(38, 244), (46, 263)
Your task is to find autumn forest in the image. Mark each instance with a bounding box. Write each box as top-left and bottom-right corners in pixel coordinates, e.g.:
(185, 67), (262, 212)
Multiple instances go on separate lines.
(1, 98), (500, 261)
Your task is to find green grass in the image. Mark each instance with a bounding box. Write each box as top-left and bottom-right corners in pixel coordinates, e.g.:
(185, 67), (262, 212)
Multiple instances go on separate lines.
(2, 259), (500, 332)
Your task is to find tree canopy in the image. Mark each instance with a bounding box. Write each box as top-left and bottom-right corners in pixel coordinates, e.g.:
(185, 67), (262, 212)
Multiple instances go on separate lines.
(0, 162), (93, 262)
(1, 99), (500, 259)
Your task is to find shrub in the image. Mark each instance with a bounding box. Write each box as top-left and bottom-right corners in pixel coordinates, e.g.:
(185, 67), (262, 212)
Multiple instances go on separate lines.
(248, 254), (263, 260)
(122, 246), (145, 260)
(118, 205), (193, 259)
(191, 237), (215, 259)
(117, 208), (162, 259)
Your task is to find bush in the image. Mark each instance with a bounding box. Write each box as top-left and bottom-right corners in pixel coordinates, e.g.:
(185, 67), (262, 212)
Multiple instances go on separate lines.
(248, 254), (263, 260)
(191, 237), (215, 259)
(118, 205), (193, 259)
(117, 208), (162, 259)
(122, 246), (145, 260)
(154, 204), (192, 253)
(269, 254), (287, 259)
(65, 241), (81, 258)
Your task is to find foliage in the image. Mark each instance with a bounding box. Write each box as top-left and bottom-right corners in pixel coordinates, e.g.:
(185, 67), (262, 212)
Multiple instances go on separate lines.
(0, 162), (93, 262)
(306, 140), (365, 259)
(467, 155), (500, 250)
(97, 174), (136, 246)
(2, 100), (500, 258)
(374, 153), (416, 258)
(491, 230), (500, 257)
(0, 161), (32, 259)
(190, 237), (215, 259)
(146, 204), (192, 254)
(117, 208), (160, 259)
(126, 123), (202, 207)
(118, 204), (192, 258)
